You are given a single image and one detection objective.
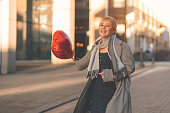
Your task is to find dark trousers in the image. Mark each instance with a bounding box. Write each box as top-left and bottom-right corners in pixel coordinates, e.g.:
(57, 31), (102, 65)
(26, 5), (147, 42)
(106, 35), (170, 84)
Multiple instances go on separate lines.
(91, 75), (116, 113)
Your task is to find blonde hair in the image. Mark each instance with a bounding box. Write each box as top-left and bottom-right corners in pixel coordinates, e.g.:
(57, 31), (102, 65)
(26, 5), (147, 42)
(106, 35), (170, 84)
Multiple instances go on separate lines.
(101, 16), (117, 34)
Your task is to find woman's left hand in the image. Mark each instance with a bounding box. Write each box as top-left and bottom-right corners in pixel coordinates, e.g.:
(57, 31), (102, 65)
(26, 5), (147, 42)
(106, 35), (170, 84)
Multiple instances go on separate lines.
(99, 71), (104, 79)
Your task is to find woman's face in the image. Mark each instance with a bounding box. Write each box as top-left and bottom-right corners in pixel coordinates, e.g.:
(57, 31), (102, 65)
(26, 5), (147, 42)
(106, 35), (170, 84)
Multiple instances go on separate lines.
(99, 19), (114, 39)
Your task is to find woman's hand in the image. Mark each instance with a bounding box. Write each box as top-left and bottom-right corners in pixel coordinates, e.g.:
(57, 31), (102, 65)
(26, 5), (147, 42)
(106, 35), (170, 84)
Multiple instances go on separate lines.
(72, 57), (80, 61)
(72, 50), (80, 61)
(98, 71), (104, 79)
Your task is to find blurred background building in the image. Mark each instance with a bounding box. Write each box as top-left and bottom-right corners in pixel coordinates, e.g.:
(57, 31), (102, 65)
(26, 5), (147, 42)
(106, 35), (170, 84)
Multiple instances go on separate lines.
(0, 0), (170, 74)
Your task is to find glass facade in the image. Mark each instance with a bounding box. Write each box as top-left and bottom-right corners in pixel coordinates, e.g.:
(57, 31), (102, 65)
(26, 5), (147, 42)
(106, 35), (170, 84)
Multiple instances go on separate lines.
(16, 0), (52, 60)
(113, 0), (125, 8)
(15, 0), (169, 62)
(127, 0), (133, 7)
(75, 0), (89, 59)
(0, 1), (2, 66)
(109, 0), (126, 41)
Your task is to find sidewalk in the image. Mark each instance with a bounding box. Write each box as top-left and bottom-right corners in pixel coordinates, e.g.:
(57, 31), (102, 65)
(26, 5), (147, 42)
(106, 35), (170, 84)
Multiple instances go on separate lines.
(45, 62), (170, 113)
(0, 61), (86, 113)
(0, 61), (154, 113)
(131, 62), (170, 113)
(42, 62), (155, 113)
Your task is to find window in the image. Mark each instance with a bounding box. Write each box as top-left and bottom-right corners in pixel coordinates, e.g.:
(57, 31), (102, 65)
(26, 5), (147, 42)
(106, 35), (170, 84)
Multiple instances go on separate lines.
(113, 0), (125, 8)
(127, 0), (133, 7)
(16, 0), (52, 60)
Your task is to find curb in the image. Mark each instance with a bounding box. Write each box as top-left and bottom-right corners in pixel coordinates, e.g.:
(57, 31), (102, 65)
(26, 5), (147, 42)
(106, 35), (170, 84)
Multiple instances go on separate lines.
(131, 64), (154, 77)
(16, 62), (75, 74)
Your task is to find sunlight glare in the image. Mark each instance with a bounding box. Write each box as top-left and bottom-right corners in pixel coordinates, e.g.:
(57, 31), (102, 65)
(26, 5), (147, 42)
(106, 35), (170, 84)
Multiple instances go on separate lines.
(143, 0), (170, 27)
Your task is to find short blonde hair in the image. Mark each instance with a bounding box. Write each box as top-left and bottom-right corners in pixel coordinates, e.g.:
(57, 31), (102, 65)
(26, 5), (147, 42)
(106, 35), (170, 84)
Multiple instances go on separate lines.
(101, 16), (117, 34)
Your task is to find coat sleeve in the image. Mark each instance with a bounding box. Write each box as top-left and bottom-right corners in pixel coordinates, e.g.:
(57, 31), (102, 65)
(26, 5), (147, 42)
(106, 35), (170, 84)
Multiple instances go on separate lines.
(75, 47), (93, 70)
(121, 43), (135, 75)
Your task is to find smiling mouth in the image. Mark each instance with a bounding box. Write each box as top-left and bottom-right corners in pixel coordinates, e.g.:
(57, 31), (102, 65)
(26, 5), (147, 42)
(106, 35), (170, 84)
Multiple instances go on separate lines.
(101, 31), (106, 33)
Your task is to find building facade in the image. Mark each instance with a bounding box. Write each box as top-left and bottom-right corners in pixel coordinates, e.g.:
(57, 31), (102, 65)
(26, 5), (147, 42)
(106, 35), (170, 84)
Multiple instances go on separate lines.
(17, 0), (53, 60)
(0, 0), (169, 74)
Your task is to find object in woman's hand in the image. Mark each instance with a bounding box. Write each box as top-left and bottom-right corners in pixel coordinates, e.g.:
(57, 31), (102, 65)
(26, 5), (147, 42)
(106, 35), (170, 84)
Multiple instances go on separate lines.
(51, 30), (73, 59)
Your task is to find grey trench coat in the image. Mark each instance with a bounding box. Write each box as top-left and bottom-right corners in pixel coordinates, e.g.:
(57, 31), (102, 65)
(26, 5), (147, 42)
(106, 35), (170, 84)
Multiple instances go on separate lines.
(74, 36), (135, 113)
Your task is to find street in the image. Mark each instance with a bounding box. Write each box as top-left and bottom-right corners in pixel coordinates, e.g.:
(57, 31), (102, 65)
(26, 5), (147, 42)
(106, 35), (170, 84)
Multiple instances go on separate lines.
(52, 62), (170, 113)
(131, 63), (170, 113)
(0, 63), (87, 113)
(0, 62), (170, 113)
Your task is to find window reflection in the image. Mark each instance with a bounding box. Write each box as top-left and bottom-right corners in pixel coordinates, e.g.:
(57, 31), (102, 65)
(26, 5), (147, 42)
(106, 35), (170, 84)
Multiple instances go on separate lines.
(113, 0), (125, 8)
(75, 0), (89, 59)
(76, 0), (89, 7)
(127, 0), (133, 7)
(16, 0), (52, 60)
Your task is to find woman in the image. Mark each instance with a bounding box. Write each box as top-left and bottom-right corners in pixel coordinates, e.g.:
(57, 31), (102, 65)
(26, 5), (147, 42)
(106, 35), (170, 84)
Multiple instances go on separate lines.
(73, 16), (135, 113)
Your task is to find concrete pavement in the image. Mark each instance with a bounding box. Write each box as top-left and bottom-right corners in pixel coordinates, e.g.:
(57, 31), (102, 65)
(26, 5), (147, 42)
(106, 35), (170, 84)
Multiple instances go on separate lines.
(0, 61), (168, 113)
(131, 62), (170, 113)
(47, 62), (170, 113)
(0, 62), (87, 113)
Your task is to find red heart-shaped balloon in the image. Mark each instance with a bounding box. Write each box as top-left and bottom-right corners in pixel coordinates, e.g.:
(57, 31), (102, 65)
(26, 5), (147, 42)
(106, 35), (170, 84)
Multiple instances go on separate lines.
(51, 30), (73, 59)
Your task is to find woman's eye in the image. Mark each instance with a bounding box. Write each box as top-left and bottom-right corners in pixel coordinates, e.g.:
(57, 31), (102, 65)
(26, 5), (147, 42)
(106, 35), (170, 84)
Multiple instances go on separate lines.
(99, 24), (111, 28)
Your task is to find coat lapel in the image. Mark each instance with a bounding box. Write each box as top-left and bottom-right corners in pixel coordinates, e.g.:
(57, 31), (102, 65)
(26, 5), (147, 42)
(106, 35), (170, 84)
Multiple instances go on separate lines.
(108, 36), (123, 74)
(108, 37), (118, 73)
(107, 37), (132, 113)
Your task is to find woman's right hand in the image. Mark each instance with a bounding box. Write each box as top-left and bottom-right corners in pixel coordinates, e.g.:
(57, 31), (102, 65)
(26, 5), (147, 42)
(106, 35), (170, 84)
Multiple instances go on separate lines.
(72, 49), (81, 61)
(72, 57), (80, 61)
(99, 71), (104, 79)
